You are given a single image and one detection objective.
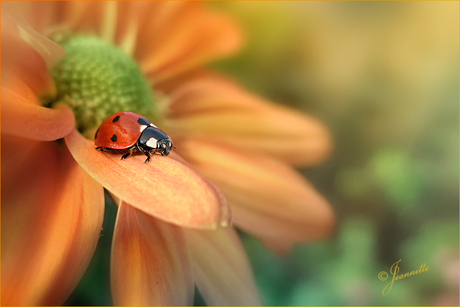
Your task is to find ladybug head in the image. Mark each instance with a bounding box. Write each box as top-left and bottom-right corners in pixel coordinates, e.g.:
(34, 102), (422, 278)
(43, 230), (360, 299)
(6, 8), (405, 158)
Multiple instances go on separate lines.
(157, 139), (174, 156)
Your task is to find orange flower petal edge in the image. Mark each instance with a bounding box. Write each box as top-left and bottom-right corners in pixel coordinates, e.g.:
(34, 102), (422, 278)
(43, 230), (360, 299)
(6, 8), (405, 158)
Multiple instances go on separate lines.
(184, 227), (263, 305)
(177, 138), (336, 254)
(1, 142), (104, 305)
(1, 96), (76, 141)
(132, 2), (242, 82)
(65, 129), (231, 229)
(111, 202), (193, 305)
(164, 72), (332, 167)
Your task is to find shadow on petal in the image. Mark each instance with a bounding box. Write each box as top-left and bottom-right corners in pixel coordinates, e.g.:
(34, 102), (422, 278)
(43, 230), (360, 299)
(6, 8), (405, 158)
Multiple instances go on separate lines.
(1, 134), (41, 184)
(65, 129), (231, 229)
(184, 227), (263, 306)
(111, 203), (193, 306)
(1, 142), (104, 305)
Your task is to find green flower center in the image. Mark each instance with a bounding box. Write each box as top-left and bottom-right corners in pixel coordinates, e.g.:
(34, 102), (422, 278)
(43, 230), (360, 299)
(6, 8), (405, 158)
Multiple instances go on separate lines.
(50, 35), (157, 135)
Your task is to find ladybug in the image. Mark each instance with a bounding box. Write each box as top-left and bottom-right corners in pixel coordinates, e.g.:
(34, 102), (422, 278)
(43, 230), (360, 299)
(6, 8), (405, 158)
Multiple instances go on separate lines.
(95, 111), (175, 163)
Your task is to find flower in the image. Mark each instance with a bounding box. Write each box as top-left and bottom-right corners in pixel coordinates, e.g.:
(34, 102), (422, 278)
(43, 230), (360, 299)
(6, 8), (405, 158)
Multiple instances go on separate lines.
(1, 1), (335, 306)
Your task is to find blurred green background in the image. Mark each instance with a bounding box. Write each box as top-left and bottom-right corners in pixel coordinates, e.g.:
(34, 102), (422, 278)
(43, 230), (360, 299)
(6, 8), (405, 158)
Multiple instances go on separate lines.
(66, 1), (459, 306)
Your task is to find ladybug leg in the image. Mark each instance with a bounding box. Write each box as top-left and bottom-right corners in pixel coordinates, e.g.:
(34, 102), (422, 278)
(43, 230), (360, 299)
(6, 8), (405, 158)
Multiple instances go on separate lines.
(96, 147), (107, 151)
(121, 147), (135, 160)
(137, 145), (151, 163)
(121, 152), (131, 160)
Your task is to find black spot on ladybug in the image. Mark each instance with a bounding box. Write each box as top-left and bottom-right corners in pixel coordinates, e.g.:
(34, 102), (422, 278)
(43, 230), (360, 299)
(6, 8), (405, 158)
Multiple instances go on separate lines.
(111, 134), (118, 142)
(137, 117), (151, 126)
(95, 127), (100, 139)
(112, 115), (120, 123)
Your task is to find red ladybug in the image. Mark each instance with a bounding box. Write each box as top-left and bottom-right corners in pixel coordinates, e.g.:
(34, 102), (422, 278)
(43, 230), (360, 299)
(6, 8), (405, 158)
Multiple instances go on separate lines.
(95, 111), (175, 163)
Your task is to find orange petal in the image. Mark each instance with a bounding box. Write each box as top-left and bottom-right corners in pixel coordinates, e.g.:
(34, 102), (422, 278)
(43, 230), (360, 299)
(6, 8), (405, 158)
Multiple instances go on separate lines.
(14, 1), (103, 38)
(164, 72), (332, 167)
(1, 79), (75, 140)
(1, 30), (57, 98)
(1, 2), (65, 71)
(111, 203), (193, 305)
(132, 2), (242, 82)
(1, 1), (58, 36)
(176, 138), (335, 254)
(65, 129), (231, 229)
(1, 141), (104, 305)
(1, 134), (41, 193)
(184, 228), (263, 305)
(57, 2), (108, 40)
(1, 10), (67, 144)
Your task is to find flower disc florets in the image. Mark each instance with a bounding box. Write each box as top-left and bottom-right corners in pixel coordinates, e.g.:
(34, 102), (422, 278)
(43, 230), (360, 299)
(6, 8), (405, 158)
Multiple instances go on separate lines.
(50, 35), (157, 134)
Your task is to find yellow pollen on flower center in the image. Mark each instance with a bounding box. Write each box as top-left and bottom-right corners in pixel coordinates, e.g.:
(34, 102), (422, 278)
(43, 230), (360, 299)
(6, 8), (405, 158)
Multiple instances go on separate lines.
(50, 35), (157, 135)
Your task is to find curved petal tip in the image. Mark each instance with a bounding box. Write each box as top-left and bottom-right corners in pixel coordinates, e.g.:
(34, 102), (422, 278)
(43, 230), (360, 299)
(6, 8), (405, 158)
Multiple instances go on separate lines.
(2, 98), (76, 141)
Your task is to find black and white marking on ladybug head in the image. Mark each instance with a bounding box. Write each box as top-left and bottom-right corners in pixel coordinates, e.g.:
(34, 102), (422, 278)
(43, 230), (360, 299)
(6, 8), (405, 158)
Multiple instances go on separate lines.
(138, 127), (174, 156)
(145, 137), (157, 148)
(157, 139), (174, 156)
